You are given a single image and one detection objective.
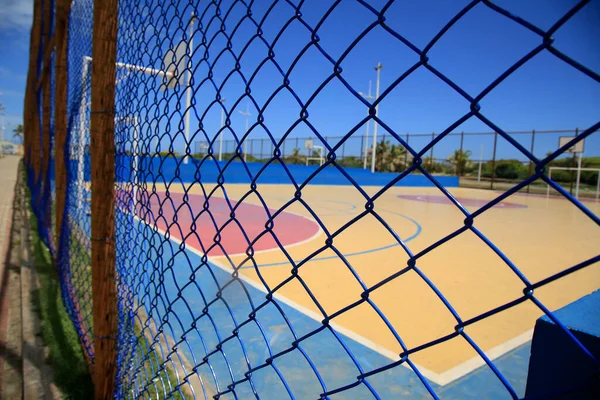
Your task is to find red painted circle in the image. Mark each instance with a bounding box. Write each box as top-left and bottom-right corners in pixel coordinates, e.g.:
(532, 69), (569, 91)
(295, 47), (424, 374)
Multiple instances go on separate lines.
(140, 192), (320, 256)
(397, 194), (527, 209)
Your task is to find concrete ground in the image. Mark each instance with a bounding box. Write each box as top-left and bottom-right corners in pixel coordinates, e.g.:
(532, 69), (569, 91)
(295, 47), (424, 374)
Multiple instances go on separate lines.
(0, 156), (59, 399)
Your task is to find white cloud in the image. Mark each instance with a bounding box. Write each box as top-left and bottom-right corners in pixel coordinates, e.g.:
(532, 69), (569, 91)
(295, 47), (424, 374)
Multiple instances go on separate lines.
(0, 0), (34, 30)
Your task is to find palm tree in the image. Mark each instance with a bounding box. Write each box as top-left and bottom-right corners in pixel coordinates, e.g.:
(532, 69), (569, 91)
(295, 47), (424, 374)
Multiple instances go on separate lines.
(448, 149), (472, 176)
(286, 148), (304, 164)
(13, 124), (24, 143)
(372, 140), (407, 172)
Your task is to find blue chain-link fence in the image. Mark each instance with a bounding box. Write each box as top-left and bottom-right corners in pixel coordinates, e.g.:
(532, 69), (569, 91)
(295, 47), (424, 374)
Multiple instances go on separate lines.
(25, 0), (599, 398)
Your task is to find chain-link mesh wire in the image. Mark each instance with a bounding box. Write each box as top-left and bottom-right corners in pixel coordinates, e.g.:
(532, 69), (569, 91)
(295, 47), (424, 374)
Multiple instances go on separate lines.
(60, 0), (95, 363)
(25, 0), (600, 398)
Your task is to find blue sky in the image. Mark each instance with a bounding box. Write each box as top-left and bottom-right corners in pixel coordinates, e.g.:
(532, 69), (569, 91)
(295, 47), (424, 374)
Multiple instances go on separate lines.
(1, 0), (599, 162)
(0, 0), (32, 142)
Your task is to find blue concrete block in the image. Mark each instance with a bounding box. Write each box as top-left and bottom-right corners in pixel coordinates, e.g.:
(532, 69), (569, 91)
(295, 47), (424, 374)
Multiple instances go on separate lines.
(525, 289), (600, 399)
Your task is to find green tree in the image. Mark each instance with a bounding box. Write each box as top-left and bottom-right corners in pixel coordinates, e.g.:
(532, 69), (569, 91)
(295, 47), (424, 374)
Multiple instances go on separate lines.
(283, 148), (304, 165)
(13, 124), (24, 142)
(370, 140), (407, 172)
(448, 149), (472, 176)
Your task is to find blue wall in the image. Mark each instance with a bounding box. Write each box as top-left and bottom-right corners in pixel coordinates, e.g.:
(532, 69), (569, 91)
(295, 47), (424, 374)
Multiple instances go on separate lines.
(111, 155), (460, 187)
(525, 289), (600, 398)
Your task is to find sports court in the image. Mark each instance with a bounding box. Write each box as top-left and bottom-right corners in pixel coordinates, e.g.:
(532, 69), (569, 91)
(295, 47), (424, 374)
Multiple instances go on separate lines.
(128, 179), (600, 398)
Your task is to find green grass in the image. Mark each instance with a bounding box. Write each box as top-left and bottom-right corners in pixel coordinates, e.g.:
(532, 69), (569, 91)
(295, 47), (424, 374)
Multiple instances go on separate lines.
(131, 330), (188, 399)
(26, 172), (190, 398)
(26, 188), (94, 399)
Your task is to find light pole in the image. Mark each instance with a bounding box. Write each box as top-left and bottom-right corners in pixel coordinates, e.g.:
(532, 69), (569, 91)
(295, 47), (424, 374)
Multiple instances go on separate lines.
(219, 98), (226, 162)
(183, 12), (196, 165)
(371, 63), (383, 173)
(358, 81), (374, 170)
(238, 103), (251, 162)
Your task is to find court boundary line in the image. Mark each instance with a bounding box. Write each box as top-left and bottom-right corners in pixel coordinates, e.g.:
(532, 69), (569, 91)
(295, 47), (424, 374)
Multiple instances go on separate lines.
(128, 203), (536, 387)
(170, 228), (537, 386)
(150, 191), (324, 259)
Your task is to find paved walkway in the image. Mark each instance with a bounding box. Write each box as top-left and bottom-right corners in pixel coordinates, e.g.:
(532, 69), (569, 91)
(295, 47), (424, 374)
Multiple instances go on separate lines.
(0, 156), (59, 399)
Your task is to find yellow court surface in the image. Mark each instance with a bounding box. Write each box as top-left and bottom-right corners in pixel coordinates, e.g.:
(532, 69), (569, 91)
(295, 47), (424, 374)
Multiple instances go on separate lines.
(158, 183), (600, 383)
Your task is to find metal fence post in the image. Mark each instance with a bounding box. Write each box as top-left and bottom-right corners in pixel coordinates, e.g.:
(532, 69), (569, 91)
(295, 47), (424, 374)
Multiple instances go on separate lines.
(490, 132), (498, 190)
(90, 0), (119, 396)
(527, 129), (535, 193)
(404, 133), (409, 169)
(360, 135), (364, 166)
(430, 132), (434, 170)
(569, 128), (579, 195)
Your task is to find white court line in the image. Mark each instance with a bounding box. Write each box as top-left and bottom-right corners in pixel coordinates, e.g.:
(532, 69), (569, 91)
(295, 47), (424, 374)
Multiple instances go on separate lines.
(131, 211), (534, 387)
(150, 191), (324, 260)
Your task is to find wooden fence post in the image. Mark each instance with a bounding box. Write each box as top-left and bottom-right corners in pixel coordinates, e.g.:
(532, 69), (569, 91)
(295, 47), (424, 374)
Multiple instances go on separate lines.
(54, 0), (72, 247)
(40, 0), (52, 218)
(90, 0), (119, 397)
(24, 0), (43, 175)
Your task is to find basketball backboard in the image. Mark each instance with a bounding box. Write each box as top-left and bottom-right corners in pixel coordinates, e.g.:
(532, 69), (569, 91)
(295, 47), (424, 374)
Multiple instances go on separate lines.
(559, 136), (584, 154)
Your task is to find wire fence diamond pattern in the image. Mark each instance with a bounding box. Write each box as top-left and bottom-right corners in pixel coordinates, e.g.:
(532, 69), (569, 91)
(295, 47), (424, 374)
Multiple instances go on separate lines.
(23, 0), (600, 399)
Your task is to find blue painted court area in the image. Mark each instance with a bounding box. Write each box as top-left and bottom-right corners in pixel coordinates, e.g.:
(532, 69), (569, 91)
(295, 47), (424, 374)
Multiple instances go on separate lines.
(126, 220), (531, 399)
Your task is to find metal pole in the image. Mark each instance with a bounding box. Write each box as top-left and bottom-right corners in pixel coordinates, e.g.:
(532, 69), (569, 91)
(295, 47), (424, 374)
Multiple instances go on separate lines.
(429, 132), (434, 170)
(132, 116), (138, 211)
(490, 132), (498, 190)
(477, 144), (483, 183)
(575, 151), (583, 199)
(238, 103), (250, 161)
(570, 128), (579, 195)
(362, 80), (373, 169)
(183, 14), (195, 165)
(77, 57), (89, 215)
(219, 98), (225, 161)
(527, 130), (535, 193)
(371, 63), (382, 173)
(404, 133), (409, 169)
(244, 117), (248, 161)
(360, 135), (364, 166)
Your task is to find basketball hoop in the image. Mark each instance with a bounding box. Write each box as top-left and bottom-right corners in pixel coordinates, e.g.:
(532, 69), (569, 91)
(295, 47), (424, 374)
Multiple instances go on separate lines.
(558, 136), (584, 154)
(552, 136), (587, 199)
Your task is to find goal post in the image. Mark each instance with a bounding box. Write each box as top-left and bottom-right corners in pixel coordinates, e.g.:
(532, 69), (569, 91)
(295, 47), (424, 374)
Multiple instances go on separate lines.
(547, 136), (590, 200)
(75, 53), (181, 217)
(304, 138), (324, 166)
(547, 166), (600, 201)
